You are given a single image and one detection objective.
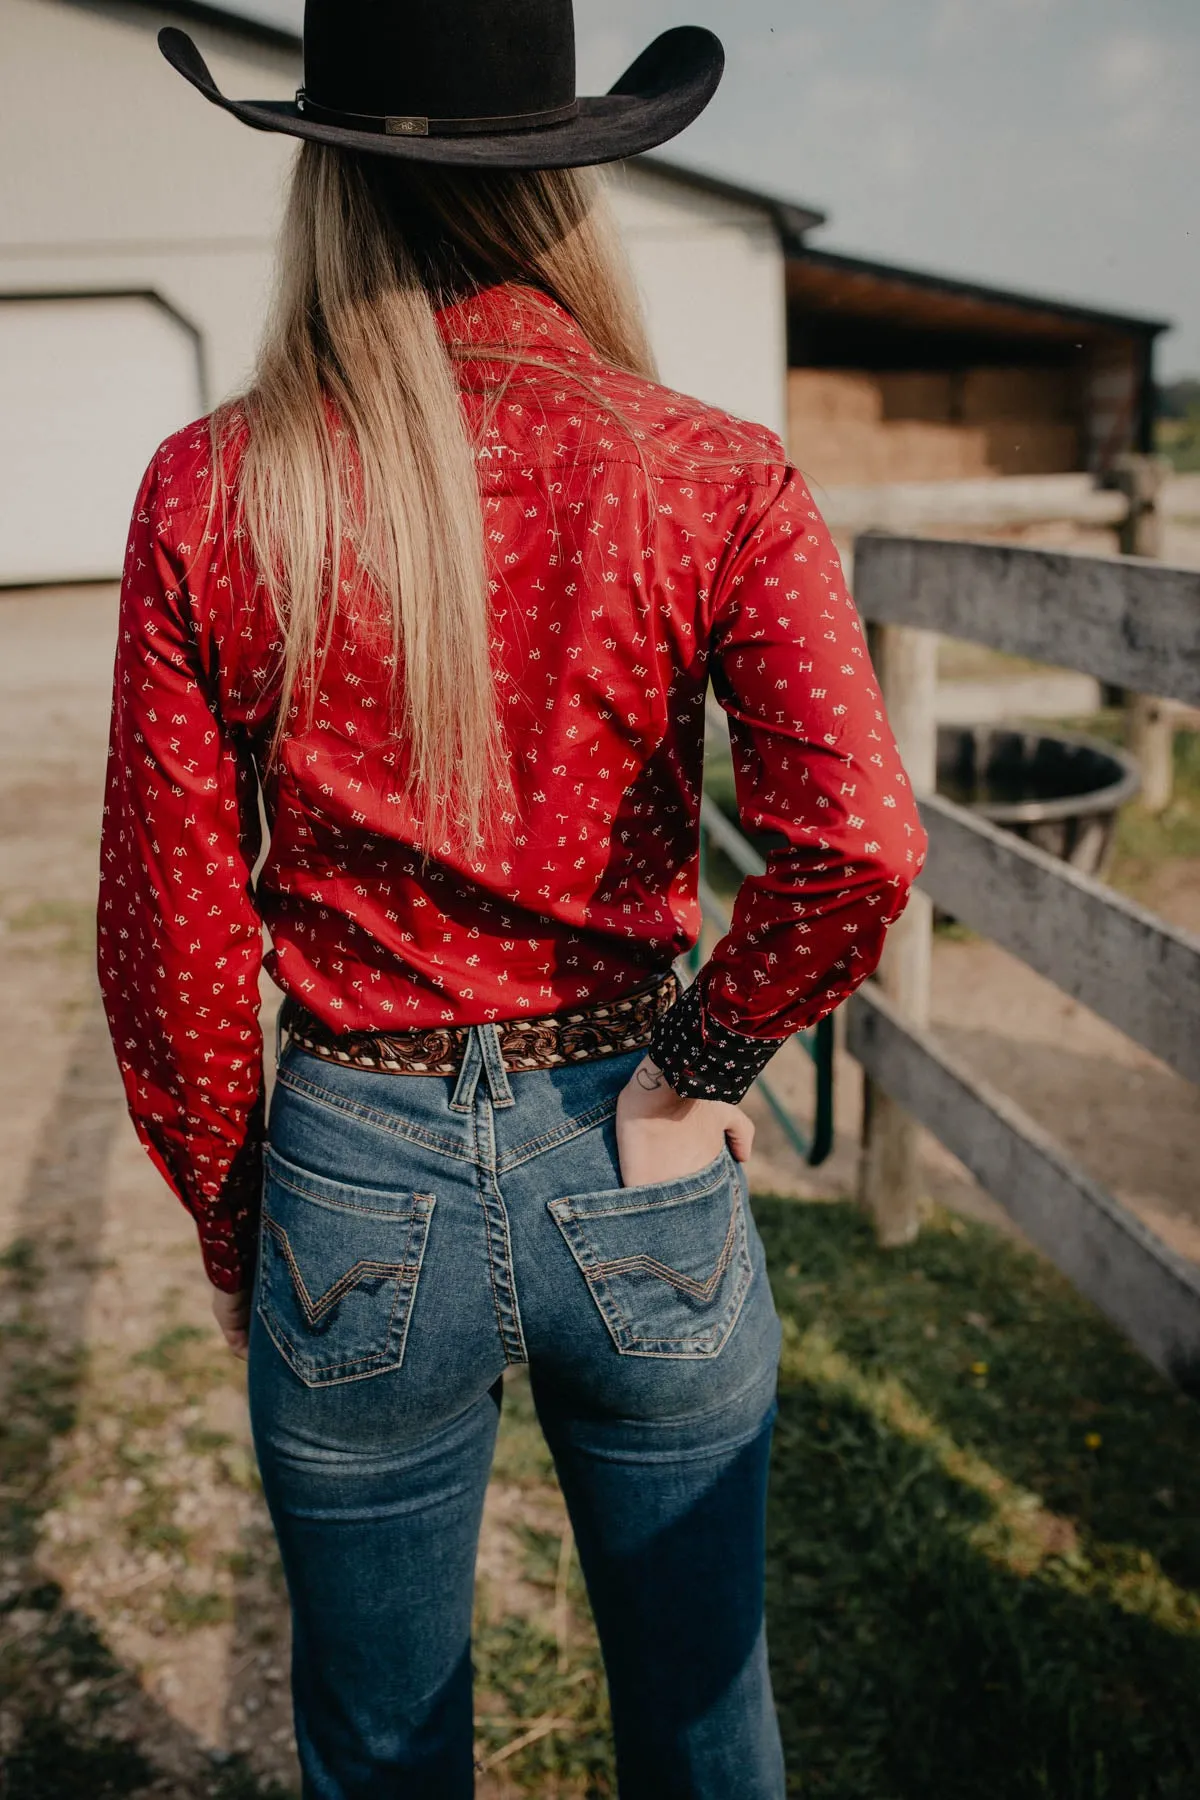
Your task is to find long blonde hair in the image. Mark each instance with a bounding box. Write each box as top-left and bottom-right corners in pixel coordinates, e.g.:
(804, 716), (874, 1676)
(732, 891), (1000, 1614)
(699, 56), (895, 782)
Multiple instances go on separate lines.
(218, 145), (656, 853)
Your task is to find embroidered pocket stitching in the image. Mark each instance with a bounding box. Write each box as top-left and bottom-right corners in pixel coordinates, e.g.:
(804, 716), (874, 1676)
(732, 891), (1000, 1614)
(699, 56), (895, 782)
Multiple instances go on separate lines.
(586, 1195), (739, 1302)
(549, 1174), (752, 1358)
(262, 1214), (423, 1327)
(258, 1190), (435, 1382)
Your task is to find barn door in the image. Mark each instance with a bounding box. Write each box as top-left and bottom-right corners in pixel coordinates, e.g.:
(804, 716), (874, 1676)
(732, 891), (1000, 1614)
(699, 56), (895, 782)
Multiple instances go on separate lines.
(0, 294), (204, 587)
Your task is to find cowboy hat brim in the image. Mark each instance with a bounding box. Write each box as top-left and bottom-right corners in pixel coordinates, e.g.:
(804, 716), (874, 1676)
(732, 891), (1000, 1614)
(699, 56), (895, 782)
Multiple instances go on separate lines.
(157, 26), (724, 168)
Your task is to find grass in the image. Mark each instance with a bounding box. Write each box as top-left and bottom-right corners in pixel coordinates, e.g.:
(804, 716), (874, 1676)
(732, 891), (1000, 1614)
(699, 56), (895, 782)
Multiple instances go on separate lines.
(0, 1238), (292, 1800)
(1111, 728), (1200, 892)
(759, 1198), (1200, 1799)
(2, 898), (96, 962)
(2, 1714), (155, 1800)
(1157, 413), (1200, 475)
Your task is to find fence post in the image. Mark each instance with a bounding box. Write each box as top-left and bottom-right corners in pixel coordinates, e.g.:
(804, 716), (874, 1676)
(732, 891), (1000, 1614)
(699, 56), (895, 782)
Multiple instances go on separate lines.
(1113, 454), (1175, 814)
(858, 622), (938, 1247)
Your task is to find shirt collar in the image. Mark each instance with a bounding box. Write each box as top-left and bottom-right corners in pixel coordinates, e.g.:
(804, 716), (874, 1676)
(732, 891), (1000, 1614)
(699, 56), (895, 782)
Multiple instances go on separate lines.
(435, 282), (590, 360)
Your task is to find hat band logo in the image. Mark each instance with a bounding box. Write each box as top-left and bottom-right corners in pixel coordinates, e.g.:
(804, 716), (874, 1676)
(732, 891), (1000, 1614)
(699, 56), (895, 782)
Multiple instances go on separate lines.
(295, 89), (580, 139)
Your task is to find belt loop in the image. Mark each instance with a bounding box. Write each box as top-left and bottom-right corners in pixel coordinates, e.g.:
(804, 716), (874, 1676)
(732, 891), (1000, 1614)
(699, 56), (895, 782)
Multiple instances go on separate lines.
(450, 1027), (484, 1113)
(274, 1002), (285, 1065)
(478, 1023), (516, 1108)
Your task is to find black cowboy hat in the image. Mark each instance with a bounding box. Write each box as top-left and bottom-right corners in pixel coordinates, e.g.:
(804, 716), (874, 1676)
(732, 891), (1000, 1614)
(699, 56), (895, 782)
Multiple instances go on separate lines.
(158, 0), (724, 169)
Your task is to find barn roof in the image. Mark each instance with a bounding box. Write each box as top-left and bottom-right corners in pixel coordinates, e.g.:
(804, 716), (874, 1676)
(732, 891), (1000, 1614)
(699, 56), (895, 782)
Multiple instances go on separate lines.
(787, 244), (1170, 345)
(633, 157), (827, 239)
(124, 0), (301, 52)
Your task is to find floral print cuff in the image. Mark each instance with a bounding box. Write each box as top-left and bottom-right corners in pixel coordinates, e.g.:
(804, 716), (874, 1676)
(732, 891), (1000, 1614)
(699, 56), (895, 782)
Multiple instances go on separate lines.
(647, 979), (786, 1103)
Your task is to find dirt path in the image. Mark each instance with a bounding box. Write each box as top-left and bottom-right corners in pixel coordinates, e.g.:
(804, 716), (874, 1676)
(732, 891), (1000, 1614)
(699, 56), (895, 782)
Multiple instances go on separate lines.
(0, 585), (1195, 1794)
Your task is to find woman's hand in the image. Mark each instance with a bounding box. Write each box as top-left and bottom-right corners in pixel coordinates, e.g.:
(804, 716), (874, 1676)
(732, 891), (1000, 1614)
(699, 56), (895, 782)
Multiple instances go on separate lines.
(615, 1056), (754, 1189)
(211, 1284), (252, 1360)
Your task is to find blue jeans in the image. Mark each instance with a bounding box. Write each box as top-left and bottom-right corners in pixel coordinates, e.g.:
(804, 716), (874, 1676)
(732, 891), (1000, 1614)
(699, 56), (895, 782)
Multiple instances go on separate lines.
(248, 1020), (785, 1799)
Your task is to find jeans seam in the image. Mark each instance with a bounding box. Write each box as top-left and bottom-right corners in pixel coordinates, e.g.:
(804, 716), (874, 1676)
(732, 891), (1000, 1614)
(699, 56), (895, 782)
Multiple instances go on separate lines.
(551, 1162), (730, 1221)
(472, 1096), (527, 1365)
(265, 1174), (434, 1223)
(277, 1066), (471, 1163)
(497, 1096), (620, 1171)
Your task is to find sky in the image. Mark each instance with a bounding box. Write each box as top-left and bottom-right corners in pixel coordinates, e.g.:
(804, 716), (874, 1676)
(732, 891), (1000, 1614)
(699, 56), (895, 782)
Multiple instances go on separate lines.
(234, 0), (1200, 377)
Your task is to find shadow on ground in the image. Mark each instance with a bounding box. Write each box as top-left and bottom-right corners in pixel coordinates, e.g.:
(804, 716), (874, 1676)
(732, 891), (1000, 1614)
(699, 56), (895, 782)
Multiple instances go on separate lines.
(759, 1197), (1200, 1800)
(0, 992), (288, 1800)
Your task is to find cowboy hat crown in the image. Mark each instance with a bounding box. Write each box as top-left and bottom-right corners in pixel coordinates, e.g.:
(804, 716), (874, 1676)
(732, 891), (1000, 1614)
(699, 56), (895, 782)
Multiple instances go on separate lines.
(159, 0), (725, 168)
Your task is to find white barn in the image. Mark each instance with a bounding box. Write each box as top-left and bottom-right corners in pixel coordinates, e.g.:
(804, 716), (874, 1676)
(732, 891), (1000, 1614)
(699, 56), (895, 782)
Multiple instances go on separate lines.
(0, 0), (806, 586)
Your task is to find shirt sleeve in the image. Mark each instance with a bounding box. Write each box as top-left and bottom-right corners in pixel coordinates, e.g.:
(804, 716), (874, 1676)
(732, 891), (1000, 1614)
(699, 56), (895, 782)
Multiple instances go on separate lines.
(97, 454), (266, 1293)
(649, 464), (927, 1101)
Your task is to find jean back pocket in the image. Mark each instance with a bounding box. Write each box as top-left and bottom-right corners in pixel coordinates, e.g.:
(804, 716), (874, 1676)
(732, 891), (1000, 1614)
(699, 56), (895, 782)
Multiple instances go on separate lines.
(256, 1145), (435, 1388)
(548, 1149), (753, 1358)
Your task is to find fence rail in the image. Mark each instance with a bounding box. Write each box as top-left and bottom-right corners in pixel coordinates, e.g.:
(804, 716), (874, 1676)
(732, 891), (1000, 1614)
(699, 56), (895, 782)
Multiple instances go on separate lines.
(851, 528), (1200, 1384)
(855, 533), (1200, 707)
(846, 985), (1200, 1392)
(919, 793), (1200, 1086)
(819, 470), (1200, 536)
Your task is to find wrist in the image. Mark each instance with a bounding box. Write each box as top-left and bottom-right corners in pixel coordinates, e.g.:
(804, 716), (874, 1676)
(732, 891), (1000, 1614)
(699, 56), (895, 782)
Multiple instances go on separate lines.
(627, 1055), (697, 1117)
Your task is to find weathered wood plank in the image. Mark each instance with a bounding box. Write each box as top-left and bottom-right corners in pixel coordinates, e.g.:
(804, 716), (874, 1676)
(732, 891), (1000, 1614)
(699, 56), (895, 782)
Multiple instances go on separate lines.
(821, 473), (1128, 535)
(1114, 454), (1177, 813)
(854, 534), (1200, 707)
(860, 623), (937, 1246)
(917, 793), (1200, 1085)
(845, 985), (1200, 1390)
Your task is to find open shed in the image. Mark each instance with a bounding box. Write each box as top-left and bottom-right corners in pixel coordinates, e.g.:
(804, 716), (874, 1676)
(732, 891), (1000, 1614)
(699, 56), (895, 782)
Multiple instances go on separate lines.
(783, 245), (1168, 488)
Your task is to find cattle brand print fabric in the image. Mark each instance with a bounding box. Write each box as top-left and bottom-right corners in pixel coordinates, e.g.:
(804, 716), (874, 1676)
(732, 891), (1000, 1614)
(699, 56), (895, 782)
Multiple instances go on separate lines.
(98, 284), (926, 1293)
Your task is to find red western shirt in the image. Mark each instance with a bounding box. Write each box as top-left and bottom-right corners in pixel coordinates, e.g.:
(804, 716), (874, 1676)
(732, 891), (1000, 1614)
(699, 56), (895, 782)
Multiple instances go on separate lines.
(98, 283), (925, 1292)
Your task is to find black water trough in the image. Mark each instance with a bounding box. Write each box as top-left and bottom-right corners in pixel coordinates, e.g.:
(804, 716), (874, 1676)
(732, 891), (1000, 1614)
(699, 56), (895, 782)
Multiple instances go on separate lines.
(936, 725), (1141, 876)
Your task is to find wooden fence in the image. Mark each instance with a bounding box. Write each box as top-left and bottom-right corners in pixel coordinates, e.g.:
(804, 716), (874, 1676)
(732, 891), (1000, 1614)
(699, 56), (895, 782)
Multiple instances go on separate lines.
(822, 462), (1198, 810)
(848, 531), (1200, 1390)
(816, 468), (1200, 539)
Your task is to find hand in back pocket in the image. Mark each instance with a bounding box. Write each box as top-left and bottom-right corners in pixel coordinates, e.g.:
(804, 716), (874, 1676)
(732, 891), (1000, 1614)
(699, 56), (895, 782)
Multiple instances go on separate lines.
(614, 1059), (755, 1190)
(548, 1150), (753, 1358)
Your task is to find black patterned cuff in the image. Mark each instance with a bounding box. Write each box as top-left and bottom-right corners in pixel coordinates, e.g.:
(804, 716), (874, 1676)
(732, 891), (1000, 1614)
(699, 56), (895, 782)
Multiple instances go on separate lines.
(648, 979), (786, 1103)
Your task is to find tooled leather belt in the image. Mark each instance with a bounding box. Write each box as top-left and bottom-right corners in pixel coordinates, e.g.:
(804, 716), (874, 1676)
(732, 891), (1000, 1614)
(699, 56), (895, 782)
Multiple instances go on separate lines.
(279, 968), (680, 1077)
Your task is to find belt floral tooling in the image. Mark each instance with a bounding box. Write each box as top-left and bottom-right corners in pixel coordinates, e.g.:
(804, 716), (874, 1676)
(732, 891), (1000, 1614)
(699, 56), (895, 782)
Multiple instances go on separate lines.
(280, 970), (681, 1076)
